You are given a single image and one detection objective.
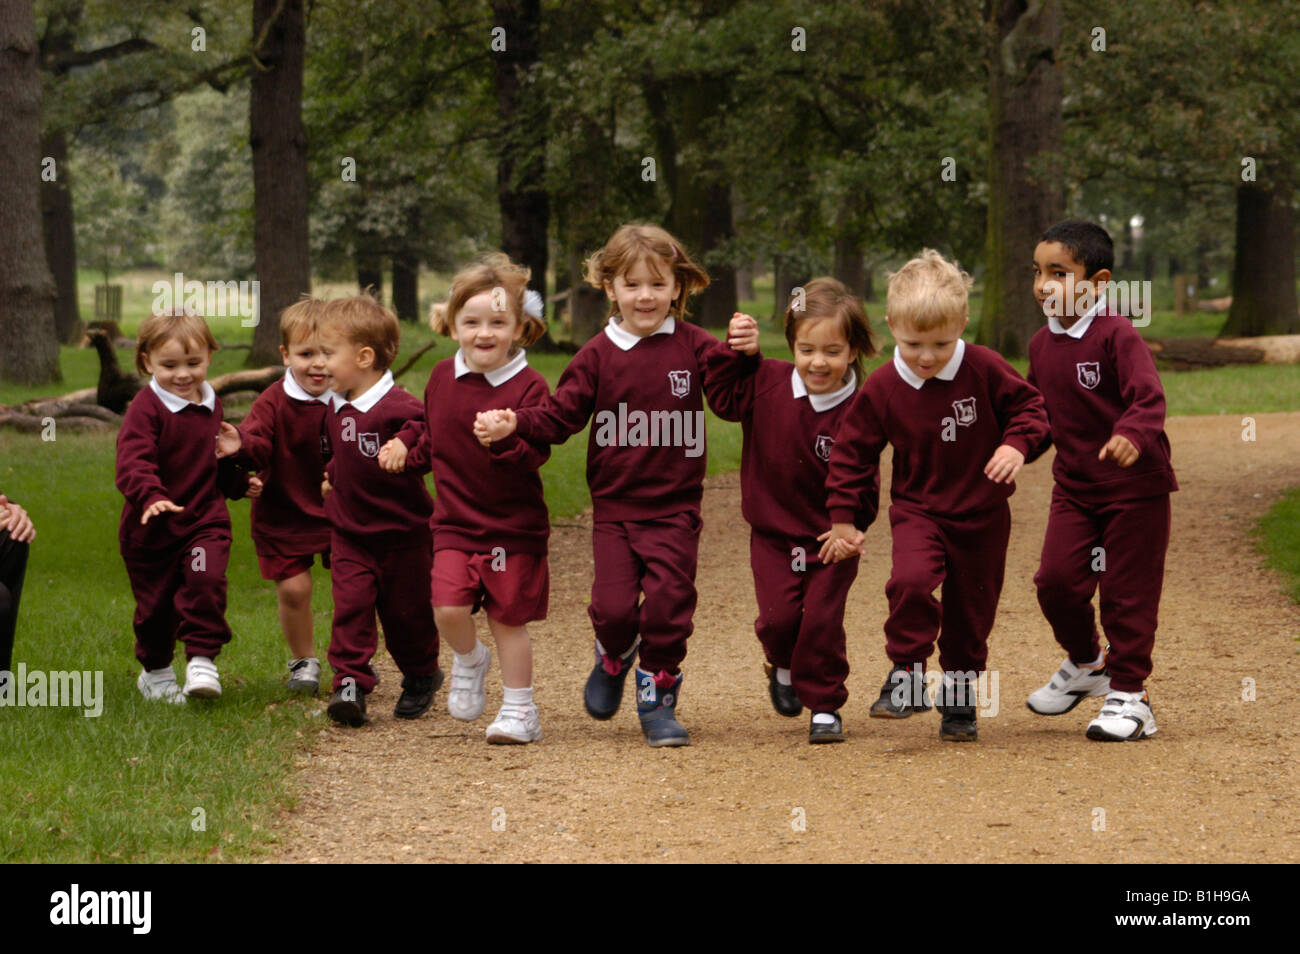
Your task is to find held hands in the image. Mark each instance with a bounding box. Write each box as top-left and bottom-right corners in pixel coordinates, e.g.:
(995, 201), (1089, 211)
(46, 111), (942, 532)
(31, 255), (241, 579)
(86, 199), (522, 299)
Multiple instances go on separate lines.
(1099, 434), (1139, 468)
(246, 475), (264, 498)
(141, 499), (183, 525)
(215, 422), (242, 458)
(727, 312), (760, 355)
(378, 438), (408, 473)
(321, 472), (332, 499)
(473, 409), (517, 446)
(984, 444), (1026, 484)
(0, 495), (35, 543)
(817, 522), (865, 564)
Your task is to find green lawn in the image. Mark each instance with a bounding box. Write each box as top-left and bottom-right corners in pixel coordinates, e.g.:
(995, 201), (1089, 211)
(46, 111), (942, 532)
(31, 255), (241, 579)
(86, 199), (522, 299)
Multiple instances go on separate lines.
(1256, 486), (1300, 608)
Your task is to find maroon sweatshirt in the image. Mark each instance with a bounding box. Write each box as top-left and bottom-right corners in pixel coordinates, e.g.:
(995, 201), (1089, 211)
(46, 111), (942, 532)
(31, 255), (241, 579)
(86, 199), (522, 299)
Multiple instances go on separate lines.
(1028, 311), (1178, 502)
(116, 381), (248, 552)
(712, 357), (875, 554)
(513, 316), (756, 522)
(827, 341), (1051, 526)
(396, 351), (551, 555)
(234, 370), (332, 554)
(324, 372), (433, 541)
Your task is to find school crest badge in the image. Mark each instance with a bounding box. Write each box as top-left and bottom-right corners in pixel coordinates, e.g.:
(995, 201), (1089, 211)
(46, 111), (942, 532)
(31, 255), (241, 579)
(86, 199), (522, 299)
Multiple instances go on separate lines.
(815, 434), (834, 462)
(320, 434), (331, 458)
(1077, 362), (1101, 390)
(668, 370), (691, 398)
(951, 397), (977, 426)
(358, 432), (381, 458)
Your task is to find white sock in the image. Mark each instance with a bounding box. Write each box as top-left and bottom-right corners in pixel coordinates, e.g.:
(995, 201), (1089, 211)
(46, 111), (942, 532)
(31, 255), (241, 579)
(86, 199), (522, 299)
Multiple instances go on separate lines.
(502, 686), (533, 707)
(775, 667), (792, 686)
(812, 711), (837, 725)
(1088, 649), (1105, 668)
(454, 641), (487, 666)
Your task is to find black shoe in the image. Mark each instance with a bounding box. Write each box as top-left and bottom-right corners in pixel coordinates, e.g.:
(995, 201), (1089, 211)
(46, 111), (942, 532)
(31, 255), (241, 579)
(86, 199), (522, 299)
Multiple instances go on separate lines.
(765, 663), (803, 717)
(583, 638), (639, 720)
(327, 683), (369, 727)
(393, 668), (444, 720)
(809, 711), (845, 744)
(869, 662), (931, 718)
(936, 675), (978, 741)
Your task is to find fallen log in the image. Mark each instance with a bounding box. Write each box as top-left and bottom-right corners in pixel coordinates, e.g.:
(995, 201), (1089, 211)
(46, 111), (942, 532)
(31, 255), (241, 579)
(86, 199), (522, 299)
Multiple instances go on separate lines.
(1147, 334), (1300, 369)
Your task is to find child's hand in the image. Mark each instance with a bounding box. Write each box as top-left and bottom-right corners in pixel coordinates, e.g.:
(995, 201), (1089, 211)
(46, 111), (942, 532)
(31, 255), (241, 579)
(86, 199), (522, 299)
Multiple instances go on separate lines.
(378, 438), (408, 473)
(141, 499), (184, 525)
(817, 523), (865, 564)
(321, 472), (332, 499)
(215, 422), (242, 458)
(474, 409), (517, 445)
(0, 495), (35, 543)
(1099, 434), (1139, 467)
(246, 475), (264, 498)
(727, 313), (760, 355)
(984, 444), (1026, 484)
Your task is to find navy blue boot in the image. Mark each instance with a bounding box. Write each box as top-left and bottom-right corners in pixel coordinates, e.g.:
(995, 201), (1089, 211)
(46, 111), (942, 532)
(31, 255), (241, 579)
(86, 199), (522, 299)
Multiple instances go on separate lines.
(583, 637), (639, 720)
(636, 667), (690, 747)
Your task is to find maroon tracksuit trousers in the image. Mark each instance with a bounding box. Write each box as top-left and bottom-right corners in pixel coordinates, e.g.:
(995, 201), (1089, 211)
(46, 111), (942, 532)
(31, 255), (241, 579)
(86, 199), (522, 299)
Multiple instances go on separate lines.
(123, 527), (232, 669)
(589, 510), (702, 675)
(328, 530), (440, 693)
(1034, 490), (1170, 693)
(884, 503), (1011, 673)
(750, 531), (859, 711)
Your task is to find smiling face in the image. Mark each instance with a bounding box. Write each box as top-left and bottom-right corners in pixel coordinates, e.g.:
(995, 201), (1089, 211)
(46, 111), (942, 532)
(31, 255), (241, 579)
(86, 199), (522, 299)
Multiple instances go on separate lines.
(281, 333), (331, 396)
(317, 326), (373, 395)
(456, 291), (522, 373)
(605, 256), (679, 337)
(143, 336), (212, 402)
(1033, 240), (1109, 326)
(793, 316), (857, 394)
(888, 314), (966, 380)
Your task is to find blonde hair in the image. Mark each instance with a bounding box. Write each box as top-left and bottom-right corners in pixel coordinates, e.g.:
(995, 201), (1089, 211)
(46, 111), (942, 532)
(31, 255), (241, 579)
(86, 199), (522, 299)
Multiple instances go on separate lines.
(280, 295), (325, 349)
(320, 294), (400, 371)
(584, 223), (709, 320)
(135, 308), (219, 375)
(886, 249), (973, 333)
(432, 253), (546, 348)
(784, 277), (878, 386)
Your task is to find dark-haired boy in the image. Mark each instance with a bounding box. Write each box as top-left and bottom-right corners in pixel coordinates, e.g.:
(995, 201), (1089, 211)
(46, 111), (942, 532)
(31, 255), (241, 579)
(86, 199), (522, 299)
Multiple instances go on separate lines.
(1026, 220), (1178, 741)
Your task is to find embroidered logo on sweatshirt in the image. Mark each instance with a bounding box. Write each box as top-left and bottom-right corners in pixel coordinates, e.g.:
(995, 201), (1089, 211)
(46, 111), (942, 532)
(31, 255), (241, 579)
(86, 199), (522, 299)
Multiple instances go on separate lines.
(1076, 362), (1101, 390)
(952, 397), (977, 426)
(815, 434), (834, 461)
(358, 432), (380, 458)
(667, 370), (691, 398)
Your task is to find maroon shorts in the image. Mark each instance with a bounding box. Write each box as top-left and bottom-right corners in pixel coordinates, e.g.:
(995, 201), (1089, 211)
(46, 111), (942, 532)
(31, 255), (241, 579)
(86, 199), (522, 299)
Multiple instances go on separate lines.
(256, 547), (330, 582)
(431, 547), (549, 626)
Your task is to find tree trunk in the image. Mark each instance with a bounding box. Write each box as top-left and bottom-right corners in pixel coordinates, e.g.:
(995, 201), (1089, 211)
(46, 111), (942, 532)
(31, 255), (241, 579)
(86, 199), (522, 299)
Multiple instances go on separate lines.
(493, 0), (552, 344)
(0, 0), (61, 385)
(1222, 163), (1298, 337)
(976, 0), (1064, 357)
(833, 234), (867, 300)
(772, 256), (810, 327)
(356, 257), (383, 298)
(40, 129), (82, 343)
(250, 0), (310, 365)
(392, 250), (418, 324)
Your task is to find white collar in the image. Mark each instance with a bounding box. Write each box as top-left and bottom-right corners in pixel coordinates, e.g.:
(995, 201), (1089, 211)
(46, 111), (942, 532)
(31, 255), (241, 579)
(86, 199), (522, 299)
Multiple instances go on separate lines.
(454, 347), (529, 386)
(790, 366), (857, 412)
(1047, 293), (1106, 338)
(283, 367), (336, 404)
(331, 370), (394, 413)
(892, 337), (966, 390)
(603, 314), (676, 351)
(150, 377), (216, 413)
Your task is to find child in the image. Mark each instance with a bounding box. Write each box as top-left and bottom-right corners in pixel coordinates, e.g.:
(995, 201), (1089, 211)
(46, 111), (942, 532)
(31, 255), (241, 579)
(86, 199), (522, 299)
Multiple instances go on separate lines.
(115, 309), (251, 702)
(317, 295), (442, 726)
(716, 278), (880, 742)
(1025, 220), (1177, 741)
(475, 223), (755, 747)
(216, 297), (334, 694)
(0, 493), (35, 683)
(379, 254), (551, 744)
(820, 250), (1050, 741)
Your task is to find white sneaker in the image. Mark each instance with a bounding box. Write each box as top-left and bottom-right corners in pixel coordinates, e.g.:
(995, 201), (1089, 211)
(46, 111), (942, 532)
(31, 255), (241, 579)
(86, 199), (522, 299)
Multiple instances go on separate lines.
(137, 667), (185, 704)
(448, 643), (490, 721)
(1026, 654), (1110, 715)
(286, 657), (321, 694)
(183, 656), (222, 699)
(1086, 690), (1157, 741)
(486, 703), (541, 744)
